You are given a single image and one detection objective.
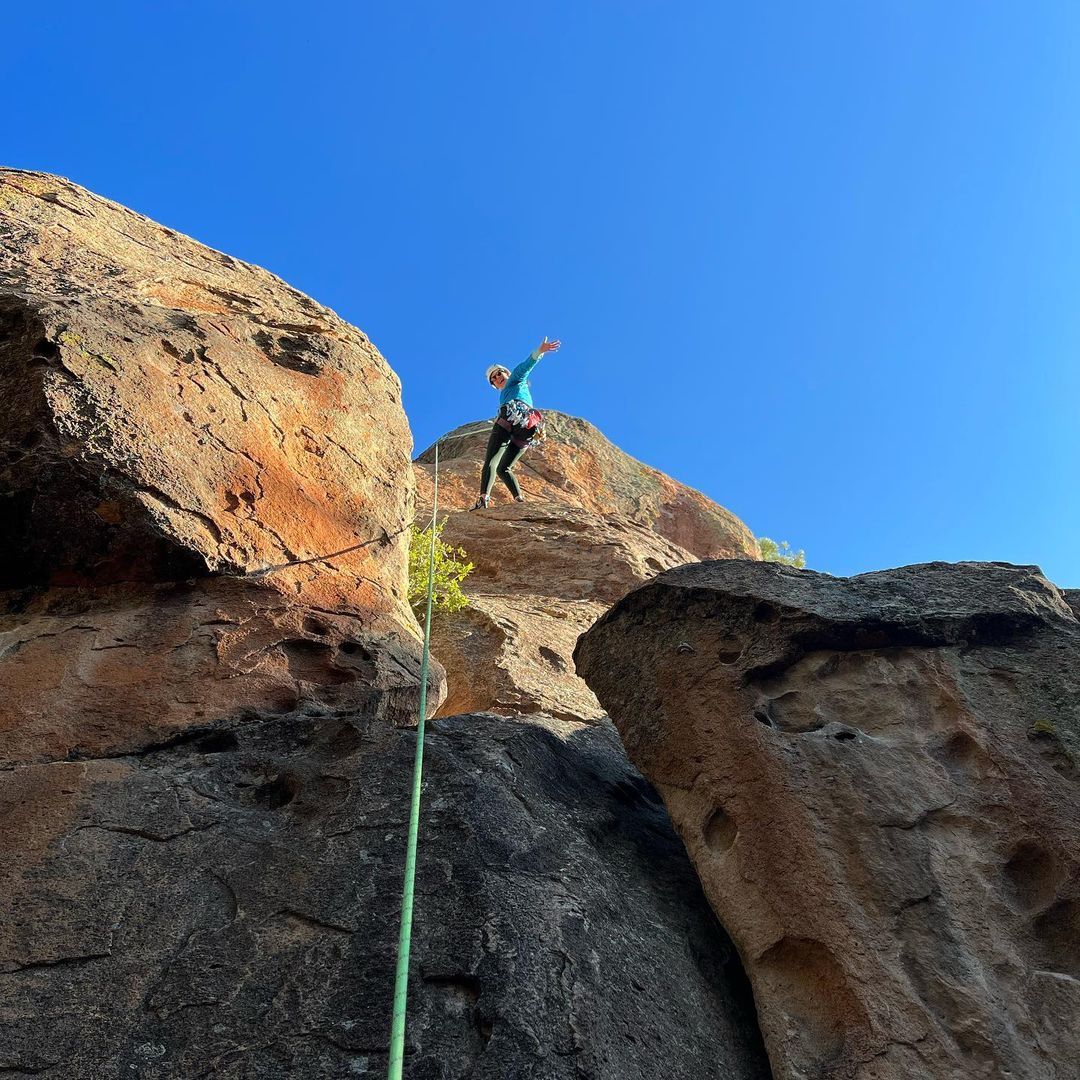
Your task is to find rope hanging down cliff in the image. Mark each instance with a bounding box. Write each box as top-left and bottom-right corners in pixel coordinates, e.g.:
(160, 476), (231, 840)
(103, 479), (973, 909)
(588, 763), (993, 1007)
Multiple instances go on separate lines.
(387, 438), (439, 1080)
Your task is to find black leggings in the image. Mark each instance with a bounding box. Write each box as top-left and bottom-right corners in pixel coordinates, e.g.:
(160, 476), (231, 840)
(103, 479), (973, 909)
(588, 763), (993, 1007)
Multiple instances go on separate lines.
(480, 423), (527, 499)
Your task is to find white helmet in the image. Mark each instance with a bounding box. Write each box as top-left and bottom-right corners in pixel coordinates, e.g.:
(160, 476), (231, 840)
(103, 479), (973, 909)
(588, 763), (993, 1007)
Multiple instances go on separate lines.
(486, 364), (510, 386)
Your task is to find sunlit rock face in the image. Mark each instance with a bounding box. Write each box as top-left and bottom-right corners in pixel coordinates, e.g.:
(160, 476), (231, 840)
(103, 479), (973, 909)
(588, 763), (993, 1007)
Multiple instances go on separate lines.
(0, 173), (770, 1079)
(577, 559), (1080, 1080)
(414, 415), (759, 720)
(0, 168), (432, 763)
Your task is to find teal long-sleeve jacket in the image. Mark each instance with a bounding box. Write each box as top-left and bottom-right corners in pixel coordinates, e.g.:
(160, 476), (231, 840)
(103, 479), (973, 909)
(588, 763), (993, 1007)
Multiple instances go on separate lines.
(499, 352), (541, 408)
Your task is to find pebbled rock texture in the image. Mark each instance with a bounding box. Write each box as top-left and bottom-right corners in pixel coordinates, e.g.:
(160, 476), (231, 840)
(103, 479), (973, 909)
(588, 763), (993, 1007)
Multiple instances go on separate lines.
(576, 559), (1080, 1080)
(0, 712), (771, 1080)
(415, 416), (758, 720)
(0, 169), (436, 761)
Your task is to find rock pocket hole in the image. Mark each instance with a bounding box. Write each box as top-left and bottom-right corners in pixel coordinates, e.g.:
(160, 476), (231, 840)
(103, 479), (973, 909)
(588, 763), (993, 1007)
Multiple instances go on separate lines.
(940, 730), (993, 780)
(754, 706), (775, 728)
(753, 602), (780, 624)
(757, 937), (869, 1069)
(833, 729), (858, 742)
(33, 339), (60, 361)
(1032, 898), (1080, 977)
(1003, 841), (1061, 912)
(704, 807), (738, 853)
(254, 773), (301, 809)
(538, 646), (568, 672)
(281, 639), (354, 684)
(197, 731), (240, 754)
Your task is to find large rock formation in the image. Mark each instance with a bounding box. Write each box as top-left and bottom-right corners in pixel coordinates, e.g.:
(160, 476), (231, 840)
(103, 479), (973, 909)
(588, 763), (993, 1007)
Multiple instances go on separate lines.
(0, 168), (433, 764)
(576, 559), (1080, 1080)
(0, 174), (771, 1078)
(415, 416), (759, 719)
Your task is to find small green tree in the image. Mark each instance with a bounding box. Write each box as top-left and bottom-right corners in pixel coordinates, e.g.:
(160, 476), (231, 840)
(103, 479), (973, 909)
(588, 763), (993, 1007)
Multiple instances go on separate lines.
(408, 520), (474, 616)
(758, 536), (807, 568)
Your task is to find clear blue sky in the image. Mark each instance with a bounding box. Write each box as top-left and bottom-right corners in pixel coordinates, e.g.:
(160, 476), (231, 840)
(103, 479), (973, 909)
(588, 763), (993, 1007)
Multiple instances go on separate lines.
(5, 3), (1079, 585)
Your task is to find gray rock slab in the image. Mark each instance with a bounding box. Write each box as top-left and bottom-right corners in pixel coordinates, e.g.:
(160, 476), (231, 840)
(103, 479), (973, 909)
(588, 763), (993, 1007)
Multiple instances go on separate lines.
(0, 711), (770, 1080)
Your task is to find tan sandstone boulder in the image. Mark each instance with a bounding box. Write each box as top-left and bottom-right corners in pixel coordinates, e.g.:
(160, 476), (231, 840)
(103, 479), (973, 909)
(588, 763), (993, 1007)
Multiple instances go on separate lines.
(576, 559), (1080, 1080)
(414, 416), (759, 720)
(0, 169), (439, 764)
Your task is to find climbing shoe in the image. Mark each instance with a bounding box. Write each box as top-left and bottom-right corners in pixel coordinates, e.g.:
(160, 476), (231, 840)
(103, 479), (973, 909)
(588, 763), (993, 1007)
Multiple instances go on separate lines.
(471, 496), (490, 511)
(514, 495), (526, 503)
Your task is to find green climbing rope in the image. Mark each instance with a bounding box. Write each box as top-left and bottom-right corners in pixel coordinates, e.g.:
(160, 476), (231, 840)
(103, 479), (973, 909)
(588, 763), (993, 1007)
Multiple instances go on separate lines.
(388, 440), (439, 1080)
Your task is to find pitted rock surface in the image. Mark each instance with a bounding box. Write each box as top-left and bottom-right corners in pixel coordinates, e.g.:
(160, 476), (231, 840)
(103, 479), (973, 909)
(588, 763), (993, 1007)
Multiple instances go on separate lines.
(0, 712), (771, 1080)
(576, 559), (1080, 1080)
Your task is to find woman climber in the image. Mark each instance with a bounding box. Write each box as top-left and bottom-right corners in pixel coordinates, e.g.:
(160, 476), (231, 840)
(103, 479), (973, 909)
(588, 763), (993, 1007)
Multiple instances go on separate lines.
(472, 337), (561, 510)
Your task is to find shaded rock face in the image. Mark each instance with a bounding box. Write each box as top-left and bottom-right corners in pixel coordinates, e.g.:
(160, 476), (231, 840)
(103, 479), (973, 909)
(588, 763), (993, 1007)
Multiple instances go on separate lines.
(0, 712), (771, 1080)
(415, 417), (758, 720)
(576, 560), (1080, 1080)
(0, 170), (432, 760)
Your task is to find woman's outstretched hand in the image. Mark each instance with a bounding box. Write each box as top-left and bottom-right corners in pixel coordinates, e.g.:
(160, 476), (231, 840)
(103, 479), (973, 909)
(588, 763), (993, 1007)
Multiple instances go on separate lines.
(537, 337), (561, 355)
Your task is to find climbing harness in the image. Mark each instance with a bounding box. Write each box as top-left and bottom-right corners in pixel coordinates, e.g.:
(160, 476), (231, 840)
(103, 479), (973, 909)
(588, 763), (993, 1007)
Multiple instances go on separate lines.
(387, 439), (439, 1080)
(495, 399), (545, 448)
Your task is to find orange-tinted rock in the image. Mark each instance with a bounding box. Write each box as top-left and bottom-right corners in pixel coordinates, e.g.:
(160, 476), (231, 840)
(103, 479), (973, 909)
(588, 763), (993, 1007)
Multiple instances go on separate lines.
(576, 559), (1080, 1080)
(0, 169), (439, 762)
(416, 413), (758, 560)
(414, 417), (758, 721)
(0, 579), (437, 765)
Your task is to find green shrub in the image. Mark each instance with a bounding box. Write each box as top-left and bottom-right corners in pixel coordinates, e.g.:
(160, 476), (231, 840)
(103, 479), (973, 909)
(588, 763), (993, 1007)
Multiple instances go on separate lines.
(758, 537), (807, 568)
(408, 521), (473, 616)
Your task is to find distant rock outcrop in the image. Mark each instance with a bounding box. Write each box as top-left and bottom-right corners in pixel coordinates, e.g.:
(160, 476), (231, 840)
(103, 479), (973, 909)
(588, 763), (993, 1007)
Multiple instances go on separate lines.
(415, 415), (758, 719)
(576, 559), (1080, 1080)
